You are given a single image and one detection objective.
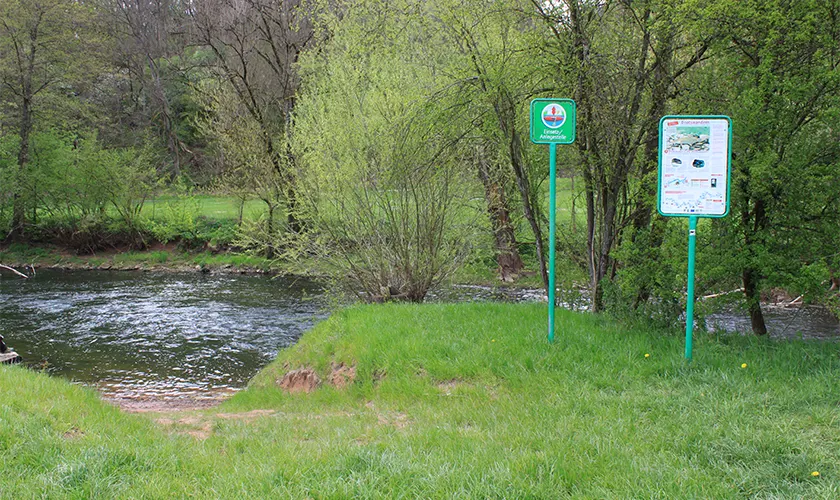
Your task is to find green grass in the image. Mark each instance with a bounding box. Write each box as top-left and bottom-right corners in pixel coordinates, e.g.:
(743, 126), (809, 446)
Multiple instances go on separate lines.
(2, 303), (840, 498)
(141, 194), (268, 221)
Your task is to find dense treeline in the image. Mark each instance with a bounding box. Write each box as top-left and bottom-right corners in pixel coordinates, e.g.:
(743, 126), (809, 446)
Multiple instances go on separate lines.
(1, 0), (838, 332)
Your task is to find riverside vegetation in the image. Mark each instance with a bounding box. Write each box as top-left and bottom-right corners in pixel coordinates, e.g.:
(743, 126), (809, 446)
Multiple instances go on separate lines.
(2, 1), (839, 494)
(2, 0), (840, 326)
(2, 303), (840, 498)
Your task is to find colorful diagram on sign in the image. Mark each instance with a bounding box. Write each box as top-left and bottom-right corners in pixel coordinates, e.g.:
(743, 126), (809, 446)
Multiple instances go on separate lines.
(658, 117), (731, 217)
(541, 104), (566, 128)
(665, 126), (710, 152)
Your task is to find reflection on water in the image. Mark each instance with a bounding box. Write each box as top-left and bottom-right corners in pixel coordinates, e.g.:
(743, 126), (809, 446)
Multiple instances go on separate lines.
(0, 270), (324, 401)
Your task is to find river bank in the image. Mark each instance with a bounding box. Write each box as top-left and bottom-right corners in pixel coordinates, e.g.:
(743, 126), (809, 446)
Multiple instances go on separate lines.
(2, 302), (840, 497)
(3, 259), (839, 414)
(0, 242), (282, 275)
(0, 242), (548, 288)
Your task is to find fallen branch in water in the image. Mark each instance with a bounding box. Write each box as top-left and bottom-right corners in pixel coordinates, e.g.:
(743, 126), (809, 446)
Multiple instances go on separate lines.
(701, 288), (743, 300)
(787, 295), (803, 307)
(0, 264), (29, 279)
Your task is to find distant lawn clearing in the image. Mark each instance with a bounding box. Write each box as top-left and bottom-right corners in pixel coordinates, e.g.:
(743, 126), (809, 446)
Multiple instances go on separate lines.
(141, 194), (268, 221)
(2, 303), (839, 498)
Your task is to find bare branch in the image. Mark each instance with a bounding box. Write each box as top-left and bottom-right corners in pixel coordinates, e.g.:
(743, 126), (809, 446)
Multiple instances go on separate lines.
(0, 264), (29, 279)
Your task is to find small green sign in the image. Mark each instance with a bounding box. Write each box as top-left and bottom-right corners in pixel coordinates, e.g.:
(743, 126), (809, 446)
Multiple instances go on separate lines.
(530, 99), (576, 144)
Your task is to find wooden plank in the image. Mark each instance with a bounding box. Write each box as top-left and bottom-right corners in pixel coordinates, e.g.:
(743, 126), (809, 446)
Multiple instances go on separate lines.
(0, 352), (21, 364)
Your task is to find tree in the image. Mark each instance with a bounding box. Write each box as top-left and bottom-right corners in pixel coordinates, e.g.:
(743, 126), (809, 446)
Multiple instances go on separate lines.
(532, 0), (718, 311)
(293, 0), (477, 301)
(430, 0), (551, 286)
(0, 0), (99, 239)
(190, 0), (319, 235)
(703, 0), (840, 334)
(103, 0), (192, 176)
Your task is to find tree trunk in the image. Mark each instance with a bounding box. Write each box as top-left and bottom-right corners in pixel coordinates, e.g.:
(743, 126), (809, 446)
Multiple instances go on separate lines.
(147, 55), (180, 177)
(476, 147), (524, 282)
(593, 187), (618, 312)
(507, 123), (548, 291)
(9, 97), (32, 241)
(583, 166), (598, 310)
(740, 192), (769, 335)
(742, 267), (767, 335)
(494, 94), (548, 291)
(265, 201), (276, 260)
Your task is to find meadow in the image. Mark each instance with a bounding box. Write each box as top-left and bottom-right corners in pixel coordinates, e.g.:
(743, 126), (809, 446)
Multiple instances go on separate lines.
(1, 302), (838, 498)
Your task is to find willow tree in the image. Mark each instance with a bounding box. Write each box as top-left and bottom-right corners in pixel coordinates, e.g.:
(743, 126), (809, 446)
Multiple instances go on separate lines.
(293, 0), (477, 301)
(426, 0), (550, 286)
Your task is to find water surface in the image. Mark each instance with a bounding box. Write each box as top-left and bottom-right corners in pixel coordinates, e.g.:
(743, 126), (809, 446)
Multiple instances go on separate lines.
(2, 271), (838, 404)
(0, 270), (323, 402)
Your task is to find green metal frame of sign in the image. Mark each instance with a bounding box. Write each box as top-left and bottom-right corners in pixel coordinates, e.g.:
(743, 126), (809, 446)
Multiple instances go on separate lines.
(530, 99), (576, 145)
(530, 98), (576, 343)
(656, 115), (732, 362)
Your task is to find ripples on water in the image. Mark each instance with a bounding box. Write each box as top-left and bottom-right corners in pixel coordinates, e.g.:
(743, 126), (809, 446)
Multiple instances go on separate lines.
(0, 270), (324, 402)
(1, 272), (838, 402)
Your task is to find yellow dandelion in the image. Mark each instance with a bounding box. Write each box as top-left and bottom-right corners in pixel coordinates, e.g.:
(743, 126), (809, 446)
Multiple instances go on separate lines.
(741, 363), (748, 369)
(812, 471), (820, 477)
(644, 353), (650, 358)
(491, 339), (496, 343)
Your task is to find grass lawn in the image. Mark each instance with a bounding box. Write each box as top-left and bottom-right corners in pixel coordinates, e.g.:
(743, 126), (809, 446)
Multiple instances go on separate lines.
(141, 194), (268, 221)
(2, 303), (840, 498)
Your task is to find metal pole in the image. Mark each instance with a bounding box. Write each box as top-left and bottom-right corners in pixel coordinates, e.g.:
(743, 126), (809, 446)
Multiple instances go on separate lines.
(548, 143), (557, 342)
(685, 215), (698, 361)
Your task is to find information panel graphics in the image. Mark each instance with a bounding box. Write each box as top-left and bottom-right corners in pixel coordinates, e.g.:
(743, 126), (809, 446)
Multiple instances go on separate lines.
(658, 116), (731, 217)
(530, 99), (576, 144)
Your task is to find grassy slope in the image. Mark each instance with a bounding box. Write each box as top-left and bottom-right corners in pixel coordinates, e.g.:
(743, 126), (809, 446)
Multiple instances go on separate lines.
(3, 303), (840, 498)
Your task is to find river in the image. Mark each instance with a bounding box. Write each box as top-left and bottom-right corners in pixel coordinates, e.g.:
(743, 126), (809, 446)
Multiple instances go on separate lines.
(1, 270), (837, 407)
(0, 270), (323, 406)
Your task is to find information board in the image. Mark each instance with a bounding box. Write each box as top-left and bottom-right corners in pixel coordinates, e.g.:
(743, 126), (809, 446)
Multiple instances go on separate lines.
(657, 116), (731, 217)
(529, 99), (576, 144)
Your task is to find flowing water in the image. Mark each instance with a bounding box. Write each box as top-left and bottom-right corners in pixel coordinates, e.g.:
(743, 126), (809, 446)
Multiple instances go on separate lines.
(1, 271), (837, 406)
(0, 270), (324, 405)
(706, 305), (840, 340)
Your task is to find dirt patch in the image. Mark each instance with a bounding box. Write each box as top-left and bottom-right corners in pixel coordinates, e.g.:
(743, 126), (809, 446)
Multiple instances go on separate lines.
(277, 368), (321, 393)
(107, 396), (230, 413)
(62, 427), (85, 440)
(185, 427), (212, 440)
(437, 379), (464, 396)
(329, 362), (356, 389)
(215, 409), (276, 421)
(155, 416), (214, 440)
(377, 412), (411, 429)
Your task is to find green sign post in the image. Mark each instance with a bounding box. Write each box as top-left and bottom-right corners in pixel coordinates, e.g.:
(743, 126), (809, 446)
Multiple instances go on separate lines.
(657, 115), (732, 361)
(530, 98), (576, 342)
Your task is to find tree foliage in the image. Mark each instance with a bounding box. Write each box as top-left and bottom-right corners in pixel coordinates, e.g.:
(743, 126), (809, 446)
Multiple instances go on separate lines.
(0, 0), (837, 317)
